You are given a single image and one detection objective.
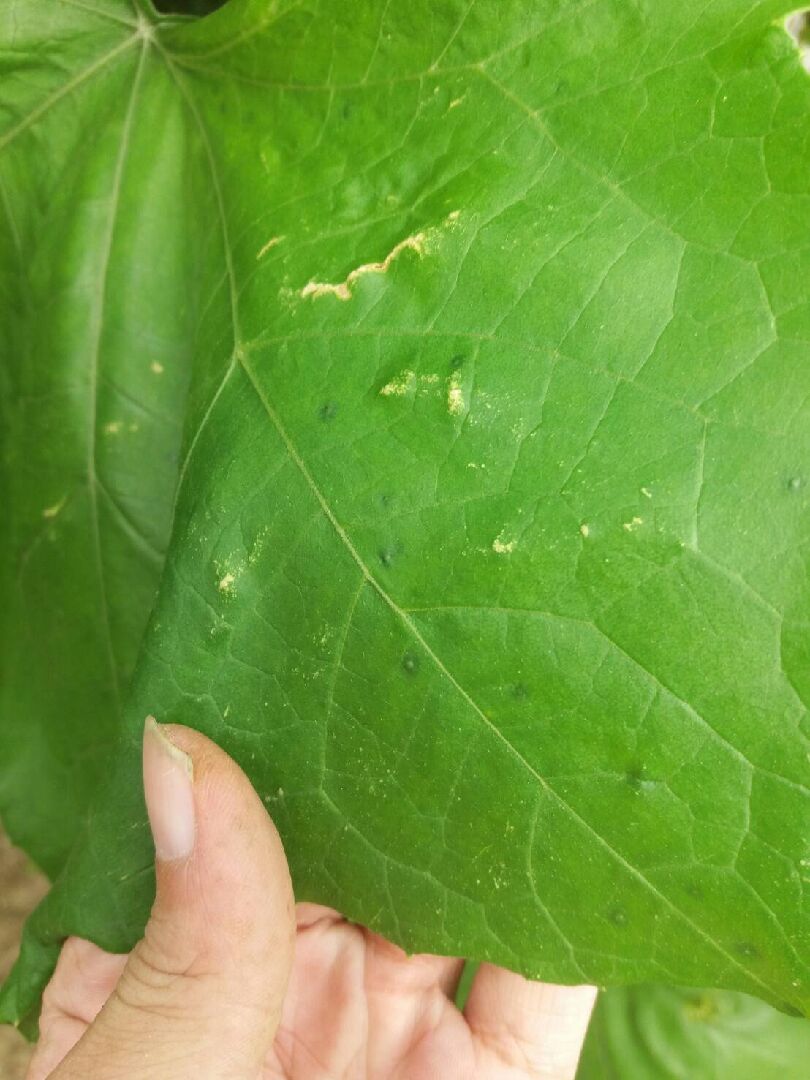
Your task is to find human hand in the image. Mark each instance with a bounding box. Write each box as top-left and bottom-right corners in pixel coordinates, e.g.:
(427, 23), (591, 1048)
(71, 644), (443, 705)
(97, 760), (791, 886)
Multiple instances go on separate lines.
(29, 720), (596, 1079)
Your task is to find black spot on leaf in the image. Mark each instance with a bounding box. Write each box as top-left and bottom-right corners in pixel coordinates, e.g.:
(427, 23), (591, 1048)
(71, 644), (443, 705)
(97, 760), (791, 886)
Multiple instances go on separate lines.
(319, 401), (338, 422)
(402, 651), (420, 675)
(379, 547), (397, 568)
(625, 766), (644, 791)
(734, 941), (760, 959)
(608, 906), (628, 927)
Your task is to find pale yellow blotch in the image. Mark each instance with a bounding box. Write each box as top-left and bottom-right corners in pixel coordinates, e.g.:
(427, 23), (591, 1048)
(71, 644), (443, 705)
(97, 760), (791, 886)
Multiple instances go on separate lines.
(216, 554), (245, 594)
(257, 235), (285, 260)
(248, 526), (270, 566)
(641, 486), (653, 498)
(42, 495), (67, 520)
(379, 370), (416, 397)
(580, 523), (590, 538)
(277, 285), (296, 310)
(103, 421), (122, 436)
(447, 372), (465, 415)
(448, 95), (466, 110)
(492, 531), (517, 554)
(150, 361), (164, 375)
(302, 233), (426, 302)
(622, 516), (644, 532)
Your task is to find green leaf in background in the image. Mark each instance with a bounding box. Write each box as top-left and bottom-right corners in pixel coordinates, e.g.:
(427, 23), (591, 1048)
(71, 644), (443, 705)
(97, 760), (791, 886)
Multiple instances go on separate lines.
(578, 984), (810, 1079)
(2, 0), (810, 1035)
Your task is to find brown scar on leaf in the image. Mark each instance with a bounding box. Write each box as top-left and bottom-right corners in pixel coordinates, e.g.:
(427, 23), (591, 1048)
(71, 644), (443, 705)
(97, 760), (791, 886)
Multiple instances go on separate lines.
(301, 233), (426, 301)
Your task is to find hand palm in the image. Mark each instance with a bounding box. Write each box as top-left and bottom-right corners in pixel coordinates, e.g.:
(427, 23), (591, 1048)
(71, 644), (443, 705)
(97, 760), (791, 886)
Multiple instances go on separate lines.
(35, 904), (594, 1080)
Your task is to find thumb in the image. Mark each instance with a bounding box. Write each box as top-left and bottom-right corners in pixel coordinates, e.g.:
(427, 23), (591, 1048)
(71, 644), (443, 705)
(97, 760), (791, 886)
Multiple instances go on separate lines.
(55, 718), (295, 1079)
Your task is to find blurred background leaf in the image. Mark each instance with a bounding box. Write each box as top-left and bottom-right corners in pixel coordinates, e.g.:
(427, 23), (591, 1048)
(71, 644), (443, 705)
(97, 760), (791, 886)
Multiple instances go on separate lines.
(578, 984), (810, 1079)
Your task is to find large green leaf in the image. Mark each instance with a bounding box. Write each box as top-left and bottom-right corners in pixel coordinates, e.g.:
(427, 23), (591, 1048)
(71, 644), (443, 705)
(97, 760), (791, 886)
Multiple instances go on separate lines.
(578, 984), (810, 1079)
(2, 0), (810, 1031)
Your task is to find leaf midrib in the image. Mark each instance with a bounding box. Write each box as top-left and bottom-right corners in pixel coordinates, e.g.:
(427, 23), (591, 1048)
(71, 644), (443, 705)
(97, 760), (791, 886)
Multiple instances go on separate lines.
(82, 39), (151, 715)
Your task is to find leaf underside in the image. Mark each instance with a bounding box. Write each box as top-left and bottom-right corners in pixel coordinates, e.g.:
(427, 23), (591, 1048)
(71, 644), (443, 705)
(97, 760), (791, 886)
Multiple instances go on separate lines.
(1, 0), (810, 1031)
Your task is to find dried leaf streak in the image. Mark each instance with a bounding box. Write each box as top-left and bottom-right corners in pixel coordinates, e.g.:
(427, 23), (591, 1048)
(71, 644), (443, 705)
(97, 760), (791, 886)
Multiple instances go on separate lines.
(42, 496), (67, 520)
(301, 233), (425, 301)
(257, 235), (285, 259)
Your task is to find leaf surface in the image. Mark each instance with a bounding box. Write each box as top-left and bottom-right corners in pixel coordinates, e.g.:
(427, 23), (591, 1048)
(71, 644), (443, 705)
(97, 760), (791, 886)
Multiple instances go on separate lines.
(2, 0), (810, 1028)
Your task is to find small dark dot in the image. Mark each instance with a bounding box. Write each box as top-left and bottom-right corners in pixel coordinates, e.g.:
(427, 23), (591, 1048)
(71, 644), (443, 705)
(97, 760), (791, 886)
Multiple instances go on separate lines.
(625, 766), (644, 791)
(788, 476), (803, 493)
(450, 353), (465, 370)
(735, 941), (759, 959)
(319, 401), (338, 422)
(377, 493), (392, 508)
(342, 102), (353, 121)
(684, 881), (704, 900)
(512, 683), (530, 700)
(608, 906), (628, 927)
(402, 652), (420, 675)
(684, 993), (718, 1022)
(379, 547), (396, 568)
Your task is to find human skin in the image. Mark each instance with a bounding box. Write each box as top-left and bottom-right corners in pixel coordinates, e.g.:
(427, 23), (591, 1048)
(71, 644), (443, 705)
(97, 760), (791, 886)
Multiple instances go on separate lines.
(28, 721), (596, 1079)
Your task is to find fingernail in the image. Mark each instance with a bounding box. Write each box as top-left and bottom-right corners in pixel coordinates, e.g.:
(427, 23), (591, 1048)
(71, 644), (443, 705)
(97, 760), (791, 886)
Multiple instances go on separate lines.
(143, 716), (196, 861)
